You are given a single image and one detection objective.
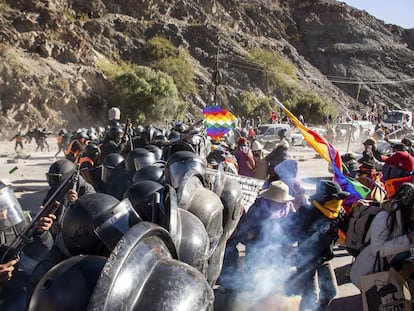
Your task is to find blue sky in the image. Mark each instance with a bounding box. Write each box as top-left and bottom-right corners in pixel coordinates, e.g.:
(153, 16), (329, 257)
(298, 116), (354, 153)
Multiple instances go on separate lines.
(340, 0), (414, 29)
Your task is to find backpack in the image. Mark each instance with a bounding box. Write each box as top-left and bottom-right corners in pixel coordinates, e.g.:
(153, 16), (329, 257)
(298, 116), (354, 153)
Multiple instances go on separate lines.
(345, 200), (383, 257)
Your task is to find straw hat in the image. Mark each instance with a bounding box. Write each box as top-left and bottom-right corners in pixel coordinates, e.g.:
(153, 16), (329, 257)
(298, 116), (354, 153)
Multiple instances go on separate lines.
(259, 180), (294, 203)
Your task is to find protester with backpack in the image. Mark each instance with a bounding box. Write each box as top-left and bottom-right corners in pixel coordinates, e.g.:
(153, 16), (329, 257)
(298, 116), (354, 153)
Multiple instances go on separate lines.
(350, 182), (414, 290)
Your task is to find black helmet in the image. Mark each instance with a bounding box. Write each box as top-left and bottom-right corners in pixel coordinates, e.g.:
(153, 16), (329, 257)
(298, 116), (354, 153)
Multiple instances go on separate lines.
(61, 193), (141, 255)
(177, 175), (224, 262)
(144, 144), (163, 160)
(78, 131), (89, 140)
(84, 143), (101, 159)
(151, 134), (168, 148)
(46, 159), (75, 188)
(132, 165), (165, 185)
(88, 222), (214, 311)
(108, 126), (123, 141)
(28, 255), (106, 311)
(101, 153), (125, 183)
(125, 148), (156, 176)
(165, 151), (206, 189)
(215, 176), (243, 241)
(174, 208), (210, 274)
(174, 122), (188, 133)
(125, 180), (164, 222)
(168, 130), (181, 141)
(143, 125), (156, 145)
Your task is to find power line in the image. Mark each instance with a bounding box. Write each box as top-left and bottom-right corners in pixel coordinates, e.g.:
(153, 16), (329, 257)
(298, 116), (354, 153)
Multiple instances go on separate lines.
(218, 57), (414, 85)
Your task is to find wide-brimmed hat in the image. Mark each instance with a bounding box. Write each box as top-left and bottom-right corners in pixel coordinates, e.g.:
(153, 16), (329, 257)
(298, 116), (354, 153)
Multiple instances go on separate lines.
(310, 180), (350, 202)
(251, 140), (264, 151)
(362, 138), (376, 146)
(259, 180), (294, 203)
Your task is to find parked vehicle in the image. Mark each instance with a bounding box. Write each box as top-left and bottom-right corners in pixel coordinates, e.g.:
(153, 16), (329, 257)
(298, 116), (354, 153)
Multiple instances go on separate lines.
(382, 110), (413, 130)
(291, 127), (327, 146)
(256, 123), (291, 150)
(335, 120), (374, 143)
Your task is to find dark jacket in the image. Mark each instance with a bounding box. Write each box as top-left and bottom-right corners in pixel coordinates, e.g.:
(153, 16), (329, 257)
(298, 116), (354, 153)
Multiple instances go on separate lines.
(291, 203), (339, 270)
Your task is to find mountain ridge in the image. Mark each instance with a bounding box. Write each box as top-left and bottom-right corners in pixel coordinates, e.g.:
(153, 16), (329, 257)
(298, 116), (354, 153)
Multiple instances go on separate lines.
(0, 0), (413, 138)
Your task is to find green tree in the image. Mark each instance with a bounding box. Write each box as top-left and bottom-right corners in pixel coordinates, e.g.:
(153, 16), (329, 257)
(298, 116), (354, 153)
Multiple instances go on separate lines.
(237, 91), (273, 122)
(248, 47), (298, 96)
(110, 66), (186, 124)
(147, 36), (179, 61)
(147, 36), (197, 98)
(290, 91), (335, 125)
(153, 56), (196, 97)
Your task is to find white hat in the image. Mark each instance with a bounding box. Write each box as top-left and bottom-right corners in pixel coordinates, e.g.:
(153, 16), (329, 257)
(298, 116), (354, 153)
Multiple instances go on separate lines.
(251, 140), (264, 151)
(259, 180), (294, 203)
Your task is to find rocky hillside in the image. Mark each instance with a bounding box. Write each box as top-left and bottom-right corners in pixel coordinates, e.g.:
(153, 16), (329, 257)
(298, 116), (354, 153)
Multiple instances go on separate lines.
(1, 0), (413, 138)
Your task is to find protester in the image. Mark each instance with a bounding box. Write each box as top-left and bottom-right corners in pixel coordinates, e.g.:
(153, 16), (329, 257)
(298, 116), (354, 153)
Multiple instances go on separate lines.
(341, 153), (359, 178)
(9, 132), (25, 151)
(350, 183), (414, 290)
(277, 128), (290, 149)
(274, 159), (307, 211)
(54, 129), (68, 158)
(264, 144), (290, 187)
(233, 137), (255, 177)
(251, 140), (269, 179)
(285, 180), (350, 311)
(221, 180), (296, 309)
(381, 143), (414, 181)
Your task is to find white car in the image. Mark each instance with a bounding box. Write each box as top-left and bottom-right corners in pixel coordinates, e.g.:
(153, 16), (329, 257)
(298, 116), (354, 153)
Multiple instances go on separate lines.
(291, 127), (328, 146)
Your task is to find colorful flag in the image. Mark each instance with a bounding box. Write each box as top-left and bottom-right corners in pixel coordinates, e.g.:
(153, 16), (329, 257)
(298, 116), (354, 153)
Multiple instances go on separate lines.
(273, 97), (369, 200)
(202, 105), (236, 141)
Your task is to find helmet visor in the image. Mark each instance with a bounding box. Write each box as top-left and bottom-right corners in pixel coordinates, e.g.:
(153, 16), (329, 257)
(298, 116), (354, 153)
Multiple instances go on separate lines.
(46, 173), (62, 188)
(168, 161), (206, 189)
(94, 198), (141, 251)
(0, 186), (25, 227)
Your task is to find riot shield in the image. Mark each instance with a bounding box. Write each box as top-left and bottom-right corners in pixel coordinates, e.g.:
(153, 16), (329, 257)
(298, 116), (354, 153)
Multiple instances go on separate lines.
(88, 222), (214, 311)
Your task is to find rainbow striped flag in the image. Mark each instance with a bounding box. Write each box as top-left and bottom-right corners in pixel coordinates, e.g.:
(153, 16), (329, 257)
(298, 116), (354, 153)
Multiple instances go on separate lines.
(273, 97), (370, 200)
(202, 105), (236, 141)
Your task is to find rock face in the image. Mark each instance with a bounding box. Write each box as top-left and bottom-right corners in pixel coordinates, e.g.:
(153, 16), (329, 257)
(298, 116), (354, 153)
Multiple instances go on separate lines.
(0, 0), (413, 137)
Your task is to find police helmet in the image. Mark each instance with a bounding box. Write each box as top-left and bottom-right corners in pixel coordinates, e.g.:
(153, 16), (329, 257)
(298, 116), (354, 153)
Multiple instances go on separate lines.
(164, 151), (206, 189)
(168, 130), (181, 141)
(61, 193), (141, 255)
(151, 134), (168, 148)
(101, 153), (125, 183)
(46, 159), (75, 188)
(144, 144), (163, 160)
(174, 122), (188, 133)
(108, 126), (123, 141)
(174, 208), (210, 274)
(88, 222), (214, 311)
(78, 131), (89, 140)
(216, 177), (243, 240)
(28, 255), (106, 311)
(125, 180), (164, 222)
(132, 165), (165, 185)
(125, 148), (156, 176)
(84, 143), (101, 159)
(177, 175), (224, 258)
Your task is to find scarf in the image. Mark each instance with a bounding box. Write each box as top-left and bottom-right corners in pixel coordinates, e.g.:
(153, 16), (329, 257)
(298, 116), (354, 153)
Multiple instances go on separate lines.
(313, 199), (343, 219)
(261, 198), (295, 219)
